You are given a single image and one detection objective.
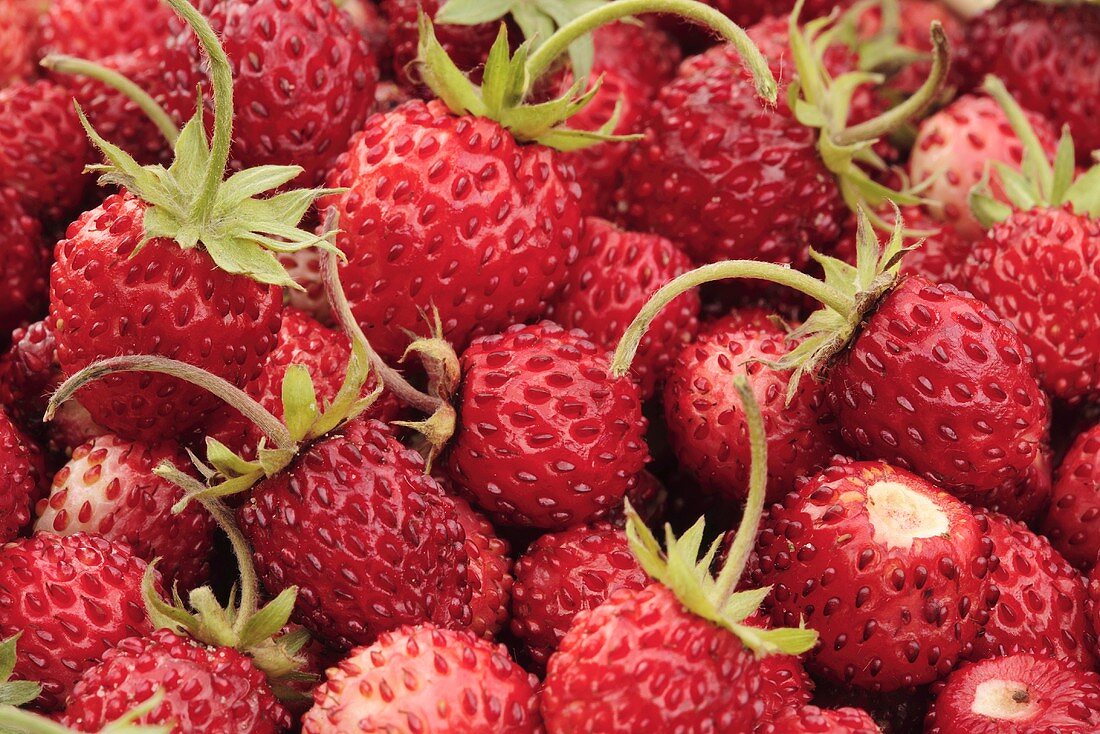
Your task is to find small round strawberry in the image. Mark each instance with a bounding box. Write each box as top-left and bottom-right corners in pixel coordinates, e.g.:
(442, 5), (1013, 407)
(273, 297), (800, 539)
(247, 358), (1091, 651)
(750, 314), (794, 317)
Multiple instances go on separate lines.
(239, 417), (472, 650)
(302, 624), (542, 733)
(0, 0), (38, 87)
(924, 653), (1100, 733)
(0, 407), (43, 543)
(973, 511), (1095, 668)
(33, 434), (216, 590)
(759, 706), (881, 734)
(36, 0), (183, 61)
(452, 494), (513, 640)
(1043, 422), (1100, 571)
(446, 322), (649, 530)
(510, 521), (649, 669)
(548, 218), (700, 398)
(755, 460), (993, 691)
(0, 186), (48, 344)
(60, 629), (291, 733)
(0, 532), (153, 710)
(381, 0), (498, 93)
(744, 612), (815, 729)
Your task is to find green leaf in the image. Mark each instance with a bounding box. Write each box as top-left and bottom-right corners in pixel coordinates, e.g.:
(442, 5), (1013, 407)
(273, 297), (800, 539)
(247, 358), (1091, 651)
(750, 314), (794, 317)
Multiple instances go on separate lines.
(0, 681), (42, 708)
(722, 587), (772, 622)
(166, 110), (212, 195)
(480, 25), (516, 117)
(219, 166), (306, 205)
(238, 587), (298, 649)
(1050, 127), (1076, 206)
(205, 438), (262, 478)
(0, 635), (19, 684)
(143, 562), (200, 635)
(1066, 165), (1100, 217)
(417, 14), (489, 118)
(435, 0), (515, 25)
(281, 365), (319, 444)
(993, 162), (1040, 212)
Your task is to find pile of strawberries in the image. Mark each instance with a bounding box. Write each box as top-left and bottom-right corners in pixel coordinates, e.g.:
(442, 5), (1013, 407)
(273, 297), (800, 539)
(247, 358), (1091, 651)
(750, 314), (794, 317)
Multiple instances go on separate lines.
(0, 0), (1098, 731)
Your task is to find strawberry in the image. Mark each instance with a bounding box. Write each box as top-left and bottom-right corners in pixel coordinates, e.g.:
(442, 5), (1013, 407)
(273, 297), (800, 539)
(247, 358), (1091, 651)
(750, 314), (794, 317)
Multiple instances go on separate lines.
(451, 494), (512, 640)
(973, 511), (1095, 668)
(924, 653), (1100, 733)
(36, 0), (183, 61)
(33, 434), (216, 590)
(0, 186), (49, 341)
(957, 0), (1100, 162)
(856, 0), (964, 101)
(0, 406), (44, 543)
(547, 217), (700, 398)
(0, 80), (90, 219)
(754, 460), (993, 690)
(658, 0), (849, 51)
(445, 322), (649, 530)
(301, 624), (543, 733)
(908, 93), (1059, 239)
(663, 318), (840, 503)
(1042, 422), (1100, 571)
(277, 247), (332, 325)
(0, 0), (38, 87)
(60, 629), (291, 733)
(743, 611), (815, 730)
(381, 0), (498, 93)
(0, 532), (154, 710)
(510, 521), (649, 669)
(758, 706), (882, 734)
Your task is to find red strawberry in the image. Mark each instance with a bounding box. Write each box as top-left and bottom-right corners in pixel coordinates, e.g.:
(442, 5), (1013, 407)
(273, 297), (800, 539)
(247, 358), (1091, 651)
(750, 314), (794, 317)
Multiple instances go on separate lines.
(973, 511), (1095, 668)
(239, 417), (472, 650)
(1042, 422), (1100, 571)
(36, 0), (183, 61)
(301, 624), (542, 733)
(0, 80), (90, 219)
(857, 0), (964, 100)
(759, 706), (882, 734)
(0, 0), (38, 86)
(277, 247), (331, 325)
(60, 629), (291, 733)
(1088, 564), (1100, 655)
(381, 0), (498, 93)
(957, 0), (1100, 162)
(744, 612), (815, 730)
(446, 322), (649, 530)
(33, 434), (216, 590)
(451, 494), (513, 640)
(908, 93), (1059, 239)
(548, 218), (700, 398)
(0, 406), (43, 543)
(754, 460), (993, 690)
(924, 653), (1100, 733)
(663, 318), (840, 502)
(510, 521), (649, 668)
(833, 206), (971, 286)
(0, 532), (153, 710)
(0, 186), (49, 341)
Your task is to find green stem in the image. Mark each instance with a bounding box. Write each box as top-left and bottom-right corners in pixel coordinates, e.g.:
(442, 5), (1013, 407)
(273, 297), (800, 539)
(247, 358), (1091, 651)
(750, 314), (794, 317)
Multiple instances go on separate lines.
(194, 494), (259, 632)
(0, 707), (73, 734)
(45, 355), (294, 451)
(40, 54), (180, 145)
(163, 0), (234, 225)
(524, 0), (777, 103)
(833, 21), (949, 145)
(610, 260), (853, 377)
(981, 74), (1054, 200)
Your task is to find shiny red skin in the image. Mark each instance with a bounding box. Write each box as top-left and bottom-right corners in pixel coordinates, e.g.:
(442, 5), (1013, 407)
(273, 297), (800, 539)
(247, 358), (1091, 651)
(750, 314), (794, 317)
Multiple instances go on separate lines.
(0, 407), (44, 543)
(36, 0), (182, 60)
(754, 461), (993, 691)
(542, 583), (765, 733)
(0, 186), (49, 340)
(548, 218), (700, 398)
(0, 80), (89, 219)
(452, 495), (513, 640)
(743, 612), (815, 731)
(0, 0), (37, 86)
(324, 100), (583, 360)
(61, 629), (291, 734)
(833, 206), (972, 286)
(381, 0), (498, 93)
(239, 418), (472, 650)
(963, 207), (1100, 404)
(50, 193), (284, 442)
(664, 320), (840, 502)
(759, 706), (881, 734)
(1043, 423), (1100, 571)
(510, 521), (648, 669)
(34, 434), (216, 590)
(924, 653), (1100, 733)
(972, 512), (1095, 668)
(958, 0), (1100, 162)
(826, 276), (1052, 521)
(446, 322), (649, 530)
(0, 533), (153, 710)
(1089, 565), (1100, 659)
(302, 625), (542, 733)
(0, 319), (57, 433)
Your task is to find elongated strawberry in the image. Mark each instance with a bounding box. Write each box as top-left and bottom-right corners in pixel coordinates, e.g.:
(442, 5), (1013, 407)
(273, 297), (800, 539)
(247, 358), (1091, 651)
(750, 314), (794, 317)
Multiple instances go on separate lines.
(36, 0), (183, 61)
(0, 406), (44, 544)
(302, 625), (542, 733)
(1043, 422), (1100, 571)
(0, 187), (49, 342)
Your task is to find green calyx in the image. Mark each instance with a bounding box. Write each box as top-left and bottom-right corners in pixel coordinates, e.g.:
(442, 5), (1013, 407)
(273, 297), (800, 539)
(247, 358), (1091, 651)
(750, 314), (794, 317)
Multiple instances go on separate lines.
(0, 635), (40, 709)
(76, 0), (340, 288)
(970, 75), (1100, 227)
(420, 0), (777, 151)
(625, 377), (818, 657)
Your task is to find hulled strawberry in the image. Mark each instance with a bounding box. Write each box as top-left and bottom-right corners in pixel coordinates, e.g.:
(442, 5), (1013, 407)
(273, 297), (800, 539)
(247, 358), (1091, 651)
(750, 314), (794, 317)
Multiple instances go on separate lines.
(759, 706), (882, 734)
(302, 625), (542, 733)
(755, 460), (993, 690)
(925, 653), (1100, 733)
(0, 406), (43, 543)
(1043, 422), (1100, 571)
(547, 218), (700, 398)
(451, 494), (513, 640)
(36, 0), (183, 61)
(510, 521), (649, 669)
(0, 532), (153, 710)
(446, 322), (649, 530)
(33, 434), (216, 590)
(973, 511), (1095, 668)
(0, 187), (48, 343)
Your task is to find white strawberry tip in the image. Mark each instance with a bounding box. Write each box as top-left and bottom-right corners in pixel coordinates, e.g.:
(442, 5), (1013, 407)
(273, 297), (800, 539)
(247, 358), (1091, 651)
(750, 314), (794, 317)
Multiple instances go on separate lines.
(865, 480), (950, 551)
(971, 679), (1037, 722)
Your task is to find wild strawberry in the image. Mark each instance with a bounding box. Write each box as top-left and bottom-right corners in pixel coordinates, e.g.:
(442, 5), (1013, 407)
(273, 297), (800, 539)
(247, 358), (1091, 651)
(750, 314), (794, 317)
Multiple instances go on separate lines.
(450, 495), (512, 640)
(924, 653), (1100, 733)
(446, 322), (649, 530)
(973, 511), (1095, 668)
(743, 612), (815, 729)
(0, 187), (49, 341)
(301, 625), (543, 733)
(510, 521), (649, 669)
(0, 80), (90, 219)
(381, 0), (498, 93)
(36, 0), (183, 61)
(0, 407), (43, 543)
(755, 460), (993, 690)
(547, 218), (700, 398)
(0, 0), (37, 87)
(1042, 422), (1100, 571)
(33, 434), (216, 590)
(957, 0), (1100, 162)
(663, 318), (840, 503)
(0, 532), (153, 710)
(759, 706), (882, 734)
(60, 629), (291, 733)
